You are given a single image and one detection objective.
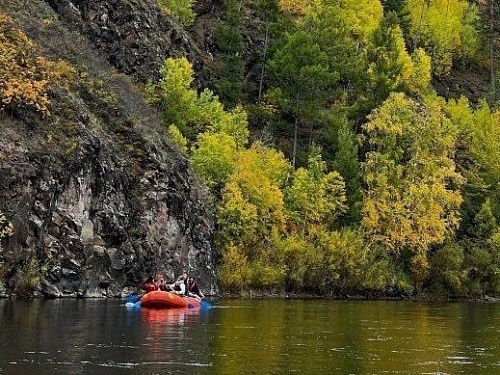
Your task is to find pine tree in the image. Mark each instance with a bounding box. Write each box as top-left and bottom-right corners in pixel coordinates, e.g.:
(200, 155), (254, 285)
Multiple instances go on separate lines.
(215, 0), (245, 107)
(268, 31), (336, 168)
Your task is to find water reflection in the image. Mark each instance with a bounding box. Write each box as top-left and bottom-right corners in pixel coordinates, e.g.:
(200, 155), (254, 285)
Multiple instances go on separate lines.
(0, 299), (499, 374)
(140, 306), (200, 325)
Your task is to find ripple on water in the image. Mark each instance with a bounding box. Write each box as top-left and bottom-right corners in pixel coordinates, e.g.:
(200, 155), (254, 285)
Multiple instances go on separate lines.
(10, 359), (213, 370)
(329, 347), (347, 352)
(24, 351), (49, 355)
(447, 356), (474, 365)
(85, 343), (139, 349)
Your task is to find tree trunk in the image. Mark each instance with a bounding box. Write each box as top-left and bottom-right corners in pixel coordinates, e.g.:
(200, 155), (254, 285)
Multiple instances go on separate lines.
(491, 0), (497, 100)
(415, 0), (429, 50)
(292, 95), (299, 169)
(258, 23), (270, 103)
(293, 115), (298, 169)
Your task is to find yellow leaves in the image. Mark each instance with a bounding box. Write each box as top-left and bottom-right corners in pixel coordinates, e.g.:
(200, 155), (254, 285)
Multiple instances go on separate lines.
(286, 161), (347, 229)
(279, 0), (313, 17)
(407, 0), (478, 75)
(217, 144), (290, 256)
(280, 0), (383, 44)
(160, 56), (194, 90)
(233, 142), (291, 187)
(408, 49), (432, 94)
(218, 244), (253, 291)
(191, 132), (238, 190)
(337, 0), (383, 43)
(209, 105), (249, 149)
(362, 93), (463, 267)
(167, 124), (188, 154)
(231, 144), (289, 230)
(0, 13), (73, 116)
(157, 0), (196, 27)
(459, 101), (500, 187)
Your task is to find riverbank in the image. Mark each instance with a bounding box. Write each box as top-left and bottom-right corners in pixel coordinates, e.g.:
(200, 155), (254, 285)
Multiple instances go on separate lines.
(1, 285), (498, 302)
(218, 290), (500, 302)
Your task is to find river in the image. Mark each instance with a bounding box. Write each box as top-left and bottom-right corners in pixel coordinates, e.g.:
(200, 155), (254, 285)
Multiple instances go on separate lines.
(0, 299), (499, 374)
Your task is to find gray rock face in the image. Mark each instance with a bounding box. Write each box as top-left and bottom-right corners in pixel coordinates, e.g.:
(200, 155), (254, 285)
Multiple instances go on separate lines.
(0, 123), (218, 297)
(47, 0), (205, 84)
(0, 0), (218, 298)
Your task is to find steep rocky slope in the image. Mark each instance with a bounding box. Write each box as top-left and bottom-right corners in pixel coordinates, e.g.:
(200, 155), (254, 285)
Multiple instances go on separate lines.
(0, 0), (217, 298)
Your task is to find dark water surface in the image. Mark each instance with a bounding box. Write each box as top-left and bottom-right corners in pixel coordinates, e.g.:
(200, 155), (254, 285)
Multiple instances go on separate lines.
(0, 299), (499, 374)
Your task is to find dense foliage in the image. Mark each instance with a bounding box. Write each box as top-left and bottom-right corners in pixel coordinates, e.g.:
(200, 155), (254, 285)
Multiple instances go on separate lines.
(142, 0), (500, 297)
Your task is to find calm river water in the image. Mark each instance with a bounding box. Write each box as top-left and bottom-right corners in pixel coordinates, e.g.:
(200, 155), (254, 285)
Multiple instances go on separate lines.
(0, 299), (499, 374)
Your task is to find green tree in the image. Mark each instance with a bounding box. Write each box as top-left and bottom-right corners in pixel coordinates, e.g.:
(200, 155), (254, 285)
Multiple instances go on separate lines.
(253, 0), (280, 103)
(146, 57), (198, 137)
(474, 199), (497, 239)
(333, 120), (362, 224)
(302, 4), (371, 118)
(429, 242), (465, 294)
(157, 0), (196, 27)
(215, 0), (245, 106)
(368, 12), (414, 105)
(268, 30), (336, 168)
(191, 132), (238, 191)
(148, 57), (250, 144)
(381, 0), (411, 38)
(286, 148), (347, 231)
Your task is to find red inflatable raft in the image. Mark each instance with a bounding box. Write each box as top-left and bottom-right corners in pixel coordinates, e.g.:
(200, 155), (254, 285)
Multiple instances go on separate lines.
(141, 291), (188, 309)
(184, 296), (201, 308)
(140, 291), (202, 309)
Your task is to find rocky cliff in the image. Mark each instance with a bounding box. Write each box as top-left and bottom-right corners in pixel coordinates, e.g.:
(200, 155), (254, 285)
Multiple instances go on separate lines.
(0, 0), (218, 298)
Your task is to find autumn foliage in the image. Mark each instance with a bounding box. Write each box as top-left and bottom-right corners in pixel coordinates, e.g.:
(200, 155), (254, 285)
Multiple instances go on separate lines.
(0, 14), (72, 115)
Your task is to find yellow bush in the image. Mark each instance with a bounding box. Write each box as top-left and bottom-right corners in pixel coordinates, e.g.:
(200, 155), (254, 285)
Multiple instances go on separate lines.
(218, 245), (253, 291)
(0, 13), (73, 115)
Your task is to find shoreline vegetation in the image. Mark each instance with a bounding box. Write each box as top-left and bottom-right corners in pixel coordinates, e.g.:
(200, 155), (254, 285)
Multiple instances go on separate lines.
(0, 291), (499, 303)
(141, 0), (500, 300)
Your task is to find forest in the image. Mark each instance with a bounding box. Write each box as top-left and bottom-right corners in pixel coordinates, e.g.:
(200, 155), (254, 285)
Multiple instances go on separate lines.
(148, 0), (500, 297)
(1, 0), (500, 298)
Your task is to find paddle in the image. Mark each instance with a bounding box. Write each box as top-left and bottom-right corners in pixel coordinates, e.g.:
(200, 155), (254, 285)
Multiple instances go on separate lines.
(126, 294), (141, 304)
(200, 299), (212, 310)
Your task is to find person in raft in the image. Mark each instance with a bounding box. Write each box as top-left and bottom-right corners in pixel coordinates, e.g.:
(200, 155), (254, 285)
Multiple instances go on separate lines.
(157, 278), (171, 291)
(171, 274), (187, 295)
(186, 277), (204, 299)
(143, 276), (157, 293)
